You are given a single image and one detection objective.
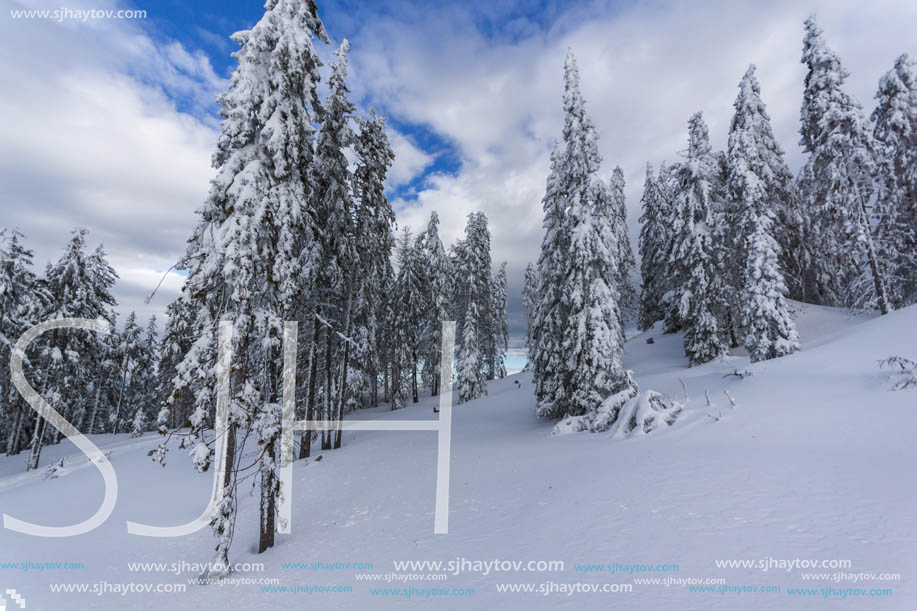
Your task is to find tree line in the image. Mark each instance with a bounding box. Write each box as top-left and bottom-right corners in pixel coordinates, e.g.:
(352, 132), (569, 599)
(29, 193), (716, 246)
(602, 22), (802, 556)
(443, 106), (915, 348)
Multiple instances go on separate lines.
(524, 16), (916, 431)
(0, 0), (509, 571)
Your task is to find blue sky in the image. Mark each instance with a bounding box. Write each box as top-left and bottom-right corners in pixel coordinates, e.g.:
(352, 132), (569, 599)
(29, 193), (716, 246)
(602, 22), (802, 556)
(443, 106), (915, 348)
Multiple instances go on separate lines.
(133, 0), (467, 202)
(1, 0), (915, 374)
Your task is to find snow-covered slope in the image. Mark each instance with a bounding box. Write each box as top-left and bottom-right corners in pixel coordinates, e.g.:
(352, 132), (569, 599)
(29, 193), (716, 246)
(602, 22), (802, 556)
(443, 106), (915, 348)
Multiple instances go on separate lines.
(0, 304), (914, 610)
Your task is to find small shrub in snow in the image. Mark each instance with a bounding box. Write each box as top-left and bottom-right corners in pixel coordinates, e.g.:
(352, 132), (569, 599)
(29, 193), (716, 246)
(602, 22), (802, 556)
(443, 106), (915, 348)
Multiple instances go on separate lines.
(607, 391), (682, 439)
(190, 441), (212, 473)
(879, 356), (917, 391)
(550, 416), (590, 435)
(130, 408), (146, 438)
(590, 386), (640, 433)
(43, 459), (65, 480)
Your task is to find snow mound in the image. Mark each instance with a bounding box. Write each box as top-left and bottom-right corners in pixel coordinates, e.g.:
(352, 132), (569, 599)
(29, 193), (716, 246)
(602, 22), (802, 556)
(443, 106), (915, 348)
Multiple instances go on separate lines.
(551, 387), (680, 438)
(607, 390), (682, 438)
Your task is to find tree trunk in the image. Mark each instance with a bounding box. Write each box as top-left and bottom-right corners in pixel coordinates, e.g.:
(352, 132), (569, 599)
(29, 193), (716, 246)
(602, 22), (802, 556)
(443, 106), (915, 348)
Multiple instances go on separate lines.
(383, 350), (390, 404)
(258, 439), (276, 553)
(300, 317), (321, 460)
(204, 421), (237, 579)
(6, 402), (23, 456)
(411, 349), (419, 403)
(859, 201), (890, 315)
(87, 383), (102, 436)
(725, 310), (739, 348)
(390, 355), (399, 410)
(26, 416), (45, 471)
(371, 349), (378, 408)
(334, 341), (350, 450)
(852, 169), (890, 315)
(321, 328), (334, 451)
(113, 361), (129, 435)
(258, 333), (283, 554)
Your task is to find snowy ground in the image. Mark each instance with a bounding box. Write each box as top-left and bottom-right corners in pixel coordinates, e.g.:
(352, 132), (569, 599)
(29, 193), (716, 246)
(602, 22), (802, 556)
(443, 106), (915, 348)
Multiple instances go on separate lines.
(0, 302), (914, 610)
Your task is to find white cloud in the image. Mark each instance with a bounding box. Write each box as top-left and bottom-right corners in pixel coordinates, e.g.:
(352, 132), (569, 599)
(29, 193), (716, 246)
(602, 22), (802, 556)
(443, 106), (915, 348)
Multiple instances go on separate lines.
(0, 0), (220, 325)
(343, 0), (916, 341)
(386, 128), (435, 187)
(2, 0), (914, 343)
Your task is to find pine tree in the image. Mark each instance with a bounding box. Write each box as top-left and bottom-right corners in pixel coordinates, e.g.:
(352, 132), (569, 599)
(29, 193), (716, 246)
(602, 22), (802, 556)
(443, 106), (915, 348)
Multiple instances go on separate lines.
(670, 114), (727, 365)
(349, 110), (395, 411)
(130, 406), (147, 438)
(27, 229), (116, 470)
(417, 211), (452, 397)
(392, 228), (426, 406)
(741, 215), (800, 361)
(112, 311), (143, 435)
(132, 315), (159, 433)
(156, 296), (195, 430)
(554, 51), (635, 419)
(609, 166), (637, 327)
(533, 145), (570, 418)
(82, 247), (119, 437)
(872, 53), (917, 308)
(637, 163), (668, 330)
(455, 213), (491, 403)
(175, 0), (328, 567)
(727, 65), (800, 361)
(799, 16), (888, 313)
(521, 262), (537, 369)
(310, 39), (357, 452)
(654, 161), (686, 333)
(490, 262), (509, 379)
(85, 319), (118, 437)
(0, 230), (48, 456)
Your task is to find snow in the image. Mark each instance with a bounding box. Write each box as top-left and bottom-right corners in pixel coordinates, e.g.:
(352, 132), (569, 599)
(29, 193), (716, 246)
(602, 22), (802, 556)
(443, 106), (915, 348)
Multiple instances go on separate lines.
(1, 303), (915, 609)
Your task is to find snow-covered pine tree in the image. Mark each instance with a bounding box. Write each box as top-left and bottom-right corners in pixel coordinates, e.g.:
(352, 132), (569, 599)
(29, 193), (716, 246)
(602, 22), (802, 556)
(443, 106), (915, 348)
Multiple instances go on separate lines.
(449, 238), (467, 351)
(799, 16), (889, 313)
(521, 262), (537, 370)
(872, 53), (917, 308)
(456, 303), (485, 403)
(455, 212), (491, 403)
(156, 296), (195, 430)
(741, 214), (801, 362)
(79, 247), (120, 438)
(0, 230), (48, 456)
(310, 39), (356, 452)
(130, 405), (146, 438)
(84, 317), (118, 437)
(533, 145), (570, 418)
(457, 214), (496, 383)
(111, 311), (143, 435)
(669, 113), (728, 365)
(728, 65), (800, 362)
(657, 161), (689, 334)
(392, 228), (426, 406)
(417, 211), (452, 397)
(554, 51), (636, 421)
(27, 229), (116, 470)
(132, 315), (159, 434)
(490, 262), (509, 379)
(166, 302), (216, 467)
(349, 110), (395, 409)
(609, 166), (637, 328)
(637, 163), (669, 330)
(175, 0), (328, 564)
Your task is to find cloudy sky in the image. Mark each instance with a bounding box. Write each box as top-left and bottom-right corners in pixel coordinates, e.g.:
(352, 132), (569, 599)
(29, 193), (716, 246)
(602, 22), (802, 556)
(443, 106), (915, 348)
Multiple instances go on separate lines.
(1, 0), (914, 368)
